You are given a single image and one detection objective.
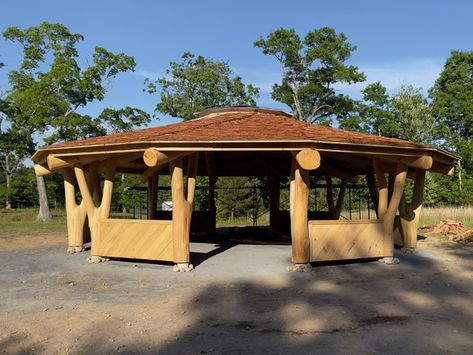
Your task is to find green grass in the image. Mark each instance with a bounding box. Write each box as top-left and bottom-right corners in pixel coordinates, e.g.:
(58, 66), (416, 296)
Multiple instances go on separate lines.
(420, 206), (473, 229)
(0, 208), (67, 240)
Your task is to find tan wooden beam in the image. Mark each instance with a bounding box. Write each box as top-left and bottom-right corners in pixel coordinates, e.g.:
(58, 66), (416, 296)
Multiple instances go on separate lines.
(34, 164), (52, 177)
(143, 149), (191, 168)
(290, 158), (310, 264)
(64, 168), (89, 254)
(382, 162), (408, 257)
(293, 149), (321, 170)
(398, 169), (426, 251)
(169, 153), (198, 271)
(374, 158), (388, 219)
(74, 159), (116, 261)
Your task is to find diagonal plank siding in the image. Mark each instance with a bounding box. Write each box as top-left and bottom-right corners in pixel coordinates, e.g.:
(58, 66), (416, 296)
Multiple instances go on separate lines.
(309, 220), (386, 262)
(96, 219), (173, 261)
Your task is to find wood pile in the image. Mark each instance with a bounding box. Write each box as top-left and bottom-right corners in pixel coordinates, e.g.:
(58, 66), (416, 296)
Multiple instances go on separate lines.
(425, 219), (473, 244)
(425, 219), (466, 235)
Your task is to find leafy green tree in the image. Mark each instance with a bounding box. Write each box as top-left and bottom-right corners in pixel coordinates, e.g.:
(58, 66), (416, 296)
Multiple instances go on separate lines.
(341, 83), (434, 143)
(254, 27), (365, 124)
(340, 82), (397, 136)
(391, 85), (435, 142)
(2, 22), (149, 219)
(430, 51), (473, 170)
(145, 52), (259, 120)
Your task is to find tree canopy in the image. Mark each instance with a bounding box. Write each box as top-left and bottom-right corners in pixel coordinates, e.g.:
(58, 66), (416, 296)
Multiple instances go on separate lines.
(430, 51), (473, 169)
(1, 22), (150, 215)
(145, 52), (260, 120)
(254, 27), (365, 124)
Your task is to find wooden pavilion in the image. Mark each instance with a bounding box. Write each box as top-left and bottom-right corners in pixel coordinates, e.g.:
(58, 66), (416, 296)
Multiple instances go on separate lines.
(32, 107), (459, 271)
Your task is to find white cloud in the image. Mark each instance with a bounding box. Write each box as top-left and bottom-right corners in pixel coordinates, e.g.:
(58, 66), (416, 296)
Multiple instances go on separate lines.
(234, 58), (444, 99)
(335, 58), (444, 96)
(133, 68), (163, 80)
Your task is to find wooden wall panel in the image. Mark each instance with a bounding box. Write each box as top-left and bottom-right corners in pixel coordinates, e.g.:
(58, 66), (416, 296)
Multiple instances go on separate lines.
(96, 219), (173, 261)
(309, 220), (386, 262)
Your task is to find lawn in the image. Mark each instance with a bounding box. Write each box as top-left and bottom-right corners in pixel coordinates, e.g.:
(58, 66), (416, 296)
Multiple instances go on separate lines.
(1, 206), (471, 240)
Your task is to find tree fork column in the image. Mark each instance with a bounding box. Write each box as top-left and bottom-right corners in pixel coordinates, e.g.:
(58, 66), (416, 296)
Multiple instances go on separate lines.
(64, 168), (88, 254)
(375, 159), (407, 261)
(399, 169), (426, 252)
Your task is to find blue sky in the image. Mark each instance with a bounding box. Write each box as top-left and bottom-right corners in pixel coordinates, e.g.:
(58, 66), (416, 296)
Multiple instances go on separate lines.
(1, 0), (473, 129)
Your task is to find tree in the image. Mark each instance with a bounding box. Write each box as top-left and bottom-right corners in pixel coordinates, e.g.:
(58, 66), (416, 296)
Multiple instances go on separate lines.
(254, 27), (365, 124)
(2, 22), (149, 219)
(145, 52), (259, 120)
(341, 83), (435, 143)
(430, 51), (473, 170)
(339, 82), (397, 136)
(391, 85), (435, 143)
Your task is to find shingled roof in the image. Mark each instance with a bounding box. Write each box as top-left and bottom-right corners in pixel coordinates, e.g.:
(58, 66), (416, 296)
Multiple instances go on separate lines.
(32, 107), (458, 168)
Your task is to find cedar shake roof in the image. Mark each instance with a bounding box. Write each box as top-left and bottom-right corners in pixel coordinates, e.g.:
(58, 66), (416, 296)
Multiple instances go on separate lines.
(32, 107), (458, 164)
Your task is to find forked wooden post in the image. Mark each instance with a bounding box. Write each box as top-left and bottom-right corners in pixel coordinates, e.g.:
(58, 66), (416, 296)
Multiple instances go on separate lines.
(74, 159), (116, 262)
(398, 169), (426, 251)
(170, 153), (199, 271)
(290, 158), (310, 264)
(64, 168), (88, 254)
(374, 159), (407, 259)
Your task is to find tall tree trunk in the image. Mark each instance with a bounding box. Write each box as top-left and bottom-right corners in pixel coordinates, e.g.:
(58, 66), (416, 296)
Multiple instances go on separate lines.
(36, 175), (52, 221)
(5, 172), (12, 209)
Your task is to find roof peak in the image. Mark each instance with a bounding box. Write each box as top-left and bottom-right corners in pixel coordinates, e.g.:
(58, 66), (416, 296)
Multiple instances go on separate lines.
(196, 106), (292, 118)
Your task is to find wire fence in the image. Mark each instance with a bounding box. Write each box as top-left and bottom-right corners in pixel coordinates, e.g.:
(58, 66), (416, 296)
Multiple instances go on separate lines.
(123, 180), (376, 226)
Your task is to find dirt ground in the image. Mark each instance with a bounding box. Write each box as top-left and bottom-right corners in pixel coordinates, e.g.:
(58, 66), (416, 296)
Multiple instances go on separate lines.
(1, 231), (473, 355)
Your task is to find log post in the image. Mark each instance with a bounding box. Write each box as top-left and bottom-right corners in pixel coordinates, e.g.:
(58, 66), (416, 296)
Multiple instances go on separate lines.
(374, 159), (407, 262)
(74, 159), (116, 263)
(170, 153), (199, 272)
(147, 173), (158, 220)
(64, 168), (88, 254)
(398, 169), (426, 252)
(290, 157), (310, 265)
(268, 173), (281, 232)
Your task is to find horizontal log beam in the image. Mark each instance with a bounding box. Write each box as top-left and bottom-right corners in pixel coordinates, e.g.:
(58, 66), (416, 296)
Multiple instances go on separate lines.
(34, 164), (52, 177)
(143, 149), (192, 167)
(293, 149), (321, 170)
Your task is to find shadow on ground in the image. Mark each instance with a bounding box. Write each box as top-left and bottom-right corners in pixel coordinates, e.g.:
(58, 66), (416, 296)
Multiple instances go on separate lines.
(1, 237), (473, 354)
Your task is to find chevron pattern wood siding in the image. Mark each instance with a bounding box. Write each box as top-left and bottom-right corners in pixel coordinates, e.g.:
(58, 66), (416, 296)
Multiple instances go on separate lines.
(309, 220), (386, 262)
(96, 219), (173, 261)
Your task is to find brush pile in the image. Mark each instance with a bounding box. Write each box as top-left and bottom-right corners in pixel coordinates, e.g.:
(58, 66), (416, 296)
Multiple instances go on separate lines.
(425, 219), (473, 244)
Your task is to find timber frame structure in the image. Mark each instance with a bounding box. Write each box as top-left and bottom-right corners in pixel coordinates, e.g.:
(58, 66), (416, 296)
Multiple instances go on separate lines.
(32, 107), (459, 271)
